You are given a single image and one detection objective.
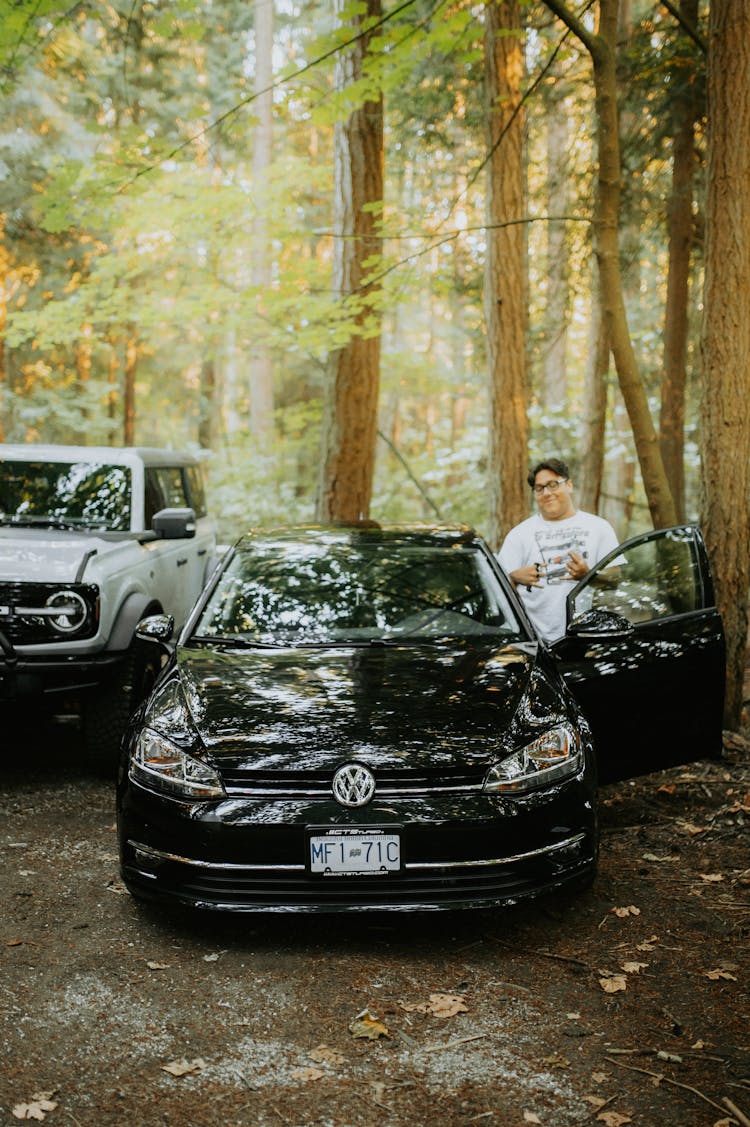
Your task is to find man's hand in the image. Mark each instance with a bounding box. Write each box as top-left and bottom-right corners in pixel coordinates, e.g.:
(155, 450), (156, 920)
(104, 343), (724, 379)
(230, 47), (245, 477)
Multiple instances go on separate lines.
(565, 551), (590, 581)
(509, 564), (543, 589)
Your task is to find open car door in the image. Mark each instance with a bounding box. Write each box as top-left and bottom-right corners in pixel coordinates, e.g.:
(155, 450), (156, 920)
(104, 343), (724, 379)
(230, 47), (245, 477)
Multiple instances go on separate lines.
(550, 525), (725, 784)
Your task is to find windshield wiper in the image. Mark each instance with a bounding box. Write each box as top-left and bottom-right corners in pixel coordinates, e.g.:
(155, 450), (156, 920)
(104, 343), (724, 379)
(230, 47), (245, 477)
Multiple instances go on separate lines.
(0, 515), (91, 531)
(188, 634), (285, 649)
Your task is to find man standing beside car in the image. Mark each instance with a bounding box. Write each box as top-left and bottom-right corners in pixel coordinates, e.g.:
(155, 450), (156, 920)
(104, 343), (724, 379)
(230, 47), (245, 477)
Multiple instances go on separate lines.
(497, 457), (621, 643)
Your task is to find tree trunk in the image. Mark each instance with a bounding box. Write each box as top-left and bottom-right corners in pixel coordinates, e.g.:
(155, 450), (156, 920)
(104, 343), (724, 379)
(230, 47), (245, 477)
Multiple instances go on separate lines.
(543, 100), (569, 407)
(578, 271), (608, 515)
(249, 0), (275, 446)
(700, 0), (750, 729)
(316, 0), (384, 523)
(659, 0), (700, 523)
(544, 0), (677, 530)
(484, 0), (528, 549)
(124, 331), (137, 446)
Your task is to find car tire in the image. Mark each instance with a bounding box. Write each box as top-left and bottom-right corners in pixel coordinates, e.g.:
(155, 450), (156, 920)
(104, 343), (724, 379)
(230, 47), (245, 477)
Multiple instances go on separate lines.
(81, 643), (158, 776)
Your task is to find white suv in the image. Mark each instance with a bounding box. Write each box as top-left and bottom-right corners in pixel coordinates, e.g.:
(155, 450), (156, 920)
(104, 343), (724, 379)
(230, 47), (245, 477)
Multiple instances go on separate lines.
(0, 444), (216, 770)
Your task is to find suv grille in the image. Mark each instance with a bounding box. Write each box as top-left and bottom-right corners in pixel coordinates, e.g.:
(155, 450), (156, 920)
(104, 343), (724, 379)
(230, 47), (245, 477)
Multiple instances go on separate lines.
(0, 582), (99, 645)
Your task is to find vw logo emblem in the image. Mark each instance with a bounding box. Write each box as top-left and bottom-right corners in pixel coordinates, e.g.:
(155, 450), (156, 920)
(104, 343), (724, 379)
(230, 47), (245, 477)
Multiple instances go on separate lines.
(332, 763), (376, 808)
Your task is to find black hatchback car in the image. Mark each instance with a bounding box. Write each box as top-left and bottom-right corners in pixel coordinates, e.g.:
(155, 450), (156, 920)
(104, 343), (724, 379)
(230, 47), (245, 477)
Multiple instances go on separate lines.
(117, 523), (724, 913)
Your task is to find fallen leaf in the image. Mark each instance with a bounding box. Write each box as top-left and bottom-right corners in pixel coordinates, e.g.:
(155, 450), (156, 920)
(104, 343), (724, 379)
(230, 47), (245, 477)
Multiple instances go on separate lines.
(611, 906), (641, 918)
(677, 821), (705, 836)
(523, 1113), (542, 1124)
(203, 953), (221, 962)
(308, 1045), (345, 1066)
(599, 975), (628, 994)
(621, 962), (648, 974)
(703, 969), (738, 981)
(6, 939), (23, 947)
(591, 1071), (609, 1083)
(641, 853), (678, 863)
(106, 881), (128, 894)
(699, 873), (725, 883)
(146, 961), (170, 970)
(290, 1067), (324, 1082)
(12, 1099), (58, 1121)
(597, 1113), (632, 1126)
(161, 1057), (207, 1077)
(657, 784), (676, 796)
(348, 1009), (389, 1040)
(636, 935), (659, 951)
(584, 1095), (607, 1109)
(691, 1040), (706, 1050)
(542, 1053), (569, 1069)
(398, 993), (469, 1019)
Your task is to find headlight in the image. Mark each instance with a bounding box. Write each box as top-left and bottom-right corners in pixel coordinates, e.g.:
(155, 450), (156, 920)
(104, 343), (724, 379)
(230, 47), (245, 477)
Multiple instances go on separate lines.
(130, 729), (224, 799)
(484, 723), (583, 794)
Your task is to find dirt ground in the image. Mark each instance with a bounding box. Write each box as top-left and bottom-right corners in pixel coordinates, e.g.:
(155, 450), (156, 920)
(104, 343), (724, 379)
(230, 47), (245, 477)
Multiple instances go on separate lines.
(1, 707), (749, 1127)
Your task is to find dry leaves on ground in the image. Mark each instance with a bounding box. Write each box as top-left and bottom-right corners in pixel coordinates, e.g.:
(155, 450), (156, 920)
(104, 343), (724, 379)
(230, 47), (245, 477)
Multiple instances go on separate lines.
(398, 993), (469, 1018)
(160, 1057), (207, 1077)
(348, 1010), (389, 1040)
(12, 1095), (58, 1121)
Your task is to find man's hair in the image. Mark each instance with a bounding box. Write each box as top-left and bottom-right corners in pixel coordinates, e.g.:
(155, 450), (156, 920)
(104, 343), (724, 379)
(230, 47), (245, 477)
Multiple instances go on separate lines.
(527, 458), (570, 488)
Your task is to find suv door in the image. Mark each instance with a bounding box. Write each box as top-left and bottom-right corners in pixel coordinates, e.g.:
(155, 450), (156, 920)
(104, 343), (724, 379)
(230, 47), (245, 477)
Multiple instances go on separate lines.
(550, 526), (725, 783)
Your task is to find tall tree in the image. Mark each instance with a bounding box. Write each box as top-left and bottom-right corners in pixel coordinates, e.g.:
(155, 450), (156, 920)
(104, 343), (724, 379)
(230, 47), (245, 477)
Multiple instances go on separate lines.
(316, 0), (384, 522)
(485, 0), (528, 548)
(249, 0), (275, 446)
(659, 0), (702, 523)
(700, 0), (750, 730)
(544, 0), (678, 530)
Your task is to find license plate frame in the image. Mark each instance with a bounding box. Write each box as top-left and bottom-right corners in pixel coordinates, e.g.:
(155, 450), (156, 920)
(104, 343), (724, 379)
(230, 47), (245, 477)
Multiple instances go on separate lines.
(307, 826), (402, 877)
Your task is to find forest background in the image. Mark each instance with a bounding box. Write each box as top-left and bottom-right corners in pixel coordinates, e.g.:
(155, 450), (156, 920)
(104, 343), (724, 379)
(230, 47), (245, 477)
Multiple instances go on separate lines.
(0, 0), (748, 723)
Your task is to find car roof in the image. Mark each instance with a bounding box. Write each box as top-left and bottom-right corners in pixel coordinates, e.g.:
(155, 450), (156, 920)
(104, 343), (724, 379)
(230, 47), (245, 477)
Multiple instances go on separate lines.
(0, 443), (199, 468)
(233, 523), (483, 549)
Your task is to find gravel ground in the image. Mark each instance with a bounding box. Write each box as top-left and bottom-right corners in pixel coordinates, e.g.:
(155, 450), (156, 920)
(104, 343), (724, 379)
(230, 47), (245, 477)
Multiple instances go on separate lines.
(1, 714), (749, 1127)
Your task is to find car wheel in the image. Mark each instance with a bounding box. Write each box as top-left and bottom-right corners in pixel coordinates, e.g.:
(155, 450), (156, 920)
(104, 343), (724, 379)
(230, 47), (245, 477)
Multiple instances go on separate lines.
(81, 643), (159, 776)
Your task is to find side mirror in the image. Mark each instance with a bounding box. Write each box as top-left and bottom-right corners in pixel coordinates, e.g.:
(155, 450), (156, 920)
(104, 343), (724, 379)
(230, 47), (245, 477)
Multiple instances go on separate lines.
(152, 507), (196, 539)
(135, 614), (175, 645)
(567, 608), (634, 639)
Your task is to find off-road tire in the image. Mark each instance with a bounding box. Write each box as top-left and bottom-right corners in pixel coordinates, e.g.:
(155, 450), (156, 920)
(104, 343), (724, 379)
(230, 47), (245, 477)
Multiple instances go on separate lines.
(81, 643), (158, 776)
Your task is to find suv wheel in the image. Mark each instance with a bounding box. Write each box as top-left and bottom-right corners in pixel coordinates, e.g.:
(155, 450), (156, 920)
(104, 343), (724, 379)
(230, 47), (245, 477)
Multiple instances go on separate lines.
(81, 643), (158, 775)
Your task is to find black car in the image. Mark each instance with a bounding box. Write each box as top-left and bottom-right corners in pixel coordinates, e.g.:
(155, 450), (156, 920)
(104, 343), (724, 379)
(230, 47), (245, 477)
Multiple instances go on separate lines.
(116, 523), (725, 913)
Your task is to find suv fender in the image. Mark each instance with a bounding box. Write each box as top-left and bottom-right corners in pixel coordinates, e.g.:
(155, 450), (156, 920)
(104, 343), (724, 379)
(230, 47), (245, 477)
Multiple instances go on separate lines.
(106, 593), (163, 653)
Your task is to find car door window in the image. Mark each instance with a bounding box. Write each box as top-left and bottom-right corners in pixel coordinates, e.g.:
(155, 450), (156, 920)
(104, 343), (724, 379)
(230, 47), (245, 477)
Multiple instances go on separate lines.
(569, 528), (703, 626)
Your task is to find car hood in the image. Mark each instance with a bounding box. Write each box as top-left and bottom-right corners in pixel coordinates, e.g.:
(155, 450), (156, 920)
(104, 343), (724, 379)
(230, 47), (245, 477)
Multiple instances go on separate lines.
(0, 528), (123, 583)
(172, 639), (555, 772)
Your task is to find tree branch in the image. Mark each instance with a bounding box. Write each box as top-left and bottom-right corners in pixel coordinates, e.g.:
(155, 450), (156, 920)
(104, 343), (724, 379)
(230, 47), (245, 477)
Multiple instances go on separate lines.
(542, 0), (599, 56)
(660, 0), (707, 54)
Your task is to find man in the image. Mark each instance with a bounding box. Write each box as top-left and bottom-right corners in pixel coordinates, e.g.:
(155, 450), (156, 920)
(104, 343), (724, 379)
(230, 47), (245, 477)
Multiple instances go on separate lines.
(497, 457), (620, 642)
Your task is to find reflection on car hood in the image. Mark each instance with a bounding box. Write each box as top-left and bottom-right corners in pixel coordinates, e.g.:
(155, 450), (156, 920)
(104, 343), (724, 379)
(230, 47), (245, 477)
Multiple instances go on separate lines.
(174, 640), (540, 771)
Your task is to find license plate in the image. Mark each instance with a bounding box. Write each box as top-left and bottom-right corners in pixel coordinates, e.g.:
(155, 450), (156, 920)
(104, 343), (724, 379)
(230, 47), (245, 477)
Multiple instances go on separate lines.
(308, 827), (401, 876)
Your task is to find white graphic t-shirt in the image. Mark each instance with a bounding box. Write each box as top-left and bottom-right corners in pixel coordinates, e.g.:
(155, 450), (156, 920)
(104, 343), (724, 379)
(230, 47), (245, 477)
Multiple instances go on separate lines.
(497, 510), (620, 642)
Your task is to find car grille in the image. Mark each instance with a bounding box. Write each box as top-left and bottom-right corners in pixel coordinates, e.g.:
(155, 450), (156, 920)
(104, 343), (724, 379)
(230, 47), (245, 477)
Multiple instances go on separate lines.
(0, 582), (99, 645)
(220, 767), (486, 797)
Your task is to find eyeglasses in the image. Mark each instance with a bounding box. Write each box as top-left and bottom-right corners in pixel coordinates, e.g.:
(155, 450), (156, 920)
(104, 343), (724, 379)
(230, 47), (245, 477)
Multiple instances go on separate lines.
(532, 478), (568, 495)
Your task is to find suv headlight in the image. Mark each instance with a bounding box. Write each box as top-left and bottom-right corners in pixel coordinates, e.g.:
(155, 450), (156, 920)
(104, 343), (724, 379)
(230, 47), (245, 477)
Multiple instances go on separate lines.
(484, 723), (583, 794)
(130, 729), (224, 799)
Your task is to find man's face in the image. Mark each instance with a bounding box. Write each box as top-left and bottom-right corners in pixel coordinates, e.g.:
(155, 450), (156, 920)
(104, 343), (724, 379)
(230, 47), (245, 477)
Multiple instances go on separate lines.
(533, 469), (576, 521)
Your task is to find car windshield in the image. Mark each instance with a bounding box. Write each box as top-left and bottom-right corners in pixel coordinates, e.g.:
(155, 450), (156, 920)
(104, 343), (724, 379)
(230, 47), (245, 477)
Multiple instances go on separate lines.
(0, 460), (132, 532)
(192, 535), (522, 645)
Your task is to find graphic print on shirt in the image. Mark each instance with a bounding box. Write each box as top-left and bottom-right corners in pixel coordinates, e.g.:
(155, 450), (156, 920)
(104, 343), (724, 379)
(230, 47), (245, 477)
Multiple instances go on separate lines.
(534, 524), (589, 583)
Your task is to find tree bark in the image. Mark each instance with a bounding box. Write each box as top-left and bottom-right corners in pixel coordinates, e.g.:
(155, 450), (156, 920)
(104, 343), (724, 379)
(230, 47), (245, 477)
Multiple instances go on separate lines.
(542, 95), (570, 408)
(579, 271), (608, 515)
(316, 0), (384, 523)
(124, 330), (137, 446)
(700, 0), (750, 729)
(659, 0), (700, 523)
(249, 0), (275, 447)
(485, 0), (528, 549)
(544, 0), (678, 530)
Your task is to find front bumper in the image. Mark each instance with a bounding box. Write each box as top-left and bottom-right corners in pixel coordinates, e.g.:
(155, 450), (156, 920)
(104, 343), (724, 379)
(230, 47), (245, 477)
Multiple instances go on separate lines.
(0, 652), (128, 699)
(118, 782), (597, 913)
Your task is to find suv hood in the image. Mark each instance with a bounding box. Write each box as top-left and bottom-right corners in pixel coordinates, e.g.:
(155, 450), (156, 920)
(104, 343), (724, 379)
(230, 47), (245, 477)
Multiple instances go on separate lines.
(0, 528), (122, 583)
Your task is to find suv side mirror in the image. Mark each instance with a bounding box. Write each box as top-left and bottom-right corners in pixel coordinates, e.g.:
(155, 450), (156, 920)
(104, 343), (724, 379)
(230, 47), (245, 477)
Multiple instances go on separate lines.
(152, 507), (196, 539)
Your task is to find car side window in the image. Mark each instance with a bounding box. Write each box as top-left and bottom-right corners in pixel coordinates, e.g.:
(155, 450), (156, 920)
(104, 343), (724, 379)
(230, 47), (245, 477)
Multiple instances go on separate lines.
(143, 469), (165, 526)
(184, 465), (207, 518)
(155, 467), (188, 508)
(571, 532), (702, 625)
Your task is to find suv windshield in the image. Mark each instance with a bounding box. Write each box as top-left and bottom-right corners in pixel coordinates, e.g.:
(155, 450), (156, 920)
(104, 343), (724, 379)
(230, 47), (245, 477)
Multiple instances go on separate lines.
(0, 460), (132, 532)
(193, 538), (521, 645)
